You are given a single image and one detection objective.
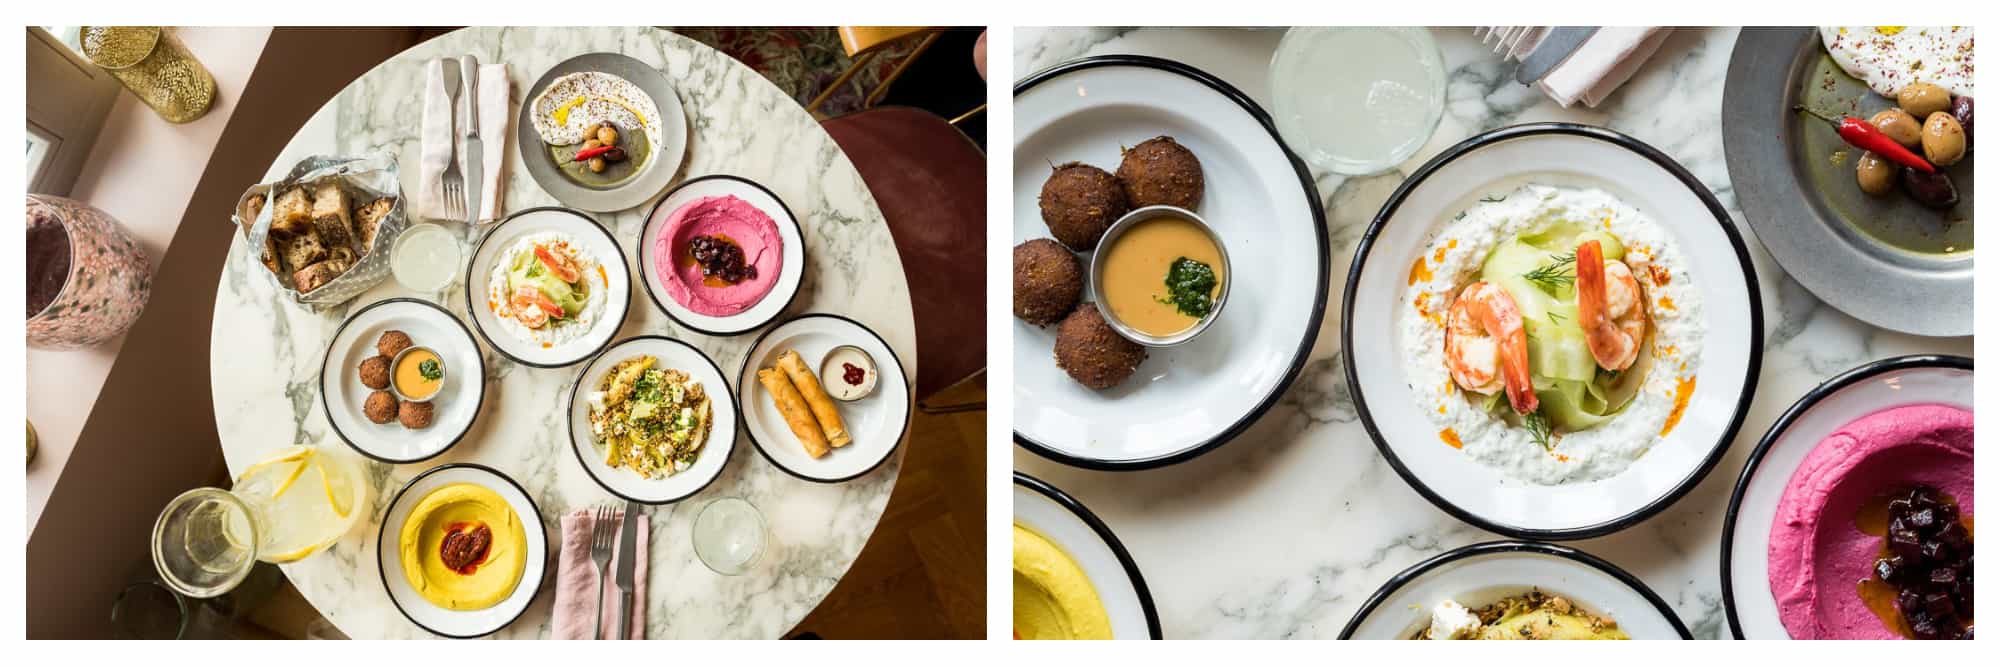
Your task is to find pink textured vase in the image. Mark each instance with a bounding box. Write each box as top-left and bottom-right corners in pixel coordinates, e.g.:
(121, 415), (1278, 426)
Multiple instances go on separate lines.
(26, 194), (153, 349)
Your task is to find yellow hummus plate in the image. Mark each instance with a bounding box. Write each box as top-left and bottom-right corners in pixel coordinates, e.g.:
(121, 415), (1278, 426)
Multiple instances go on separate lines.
(376, 463), (548, 638)
(1013, 472), (1161, 639)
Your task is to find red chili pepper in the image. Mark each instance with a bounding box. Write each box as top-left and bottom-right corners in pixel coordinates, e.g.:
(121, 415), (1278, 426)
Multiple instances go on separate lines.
(1795, 106), (1935, 173)
(572, 145), (616, 162)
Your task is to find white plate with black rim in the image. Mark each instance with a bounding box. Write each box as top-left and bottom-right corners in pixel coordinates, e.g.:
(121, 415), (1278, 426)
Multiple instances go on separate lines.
(1012, 55), (1328, 469)
(375, 463), (548, 639)
(1721, 355), (1973, 639)
(464, 207), (632, 368)
(319, 298), (486, 464)
(736, 314), (909, 483)
(1340, 541), (1690, 640)
(516, 52), (689, 213)
(1345, 123), (1762, 539)
(636, 175), (806, 336)
(1013, 472), (1162, 639)
(567, 335), (739, 504)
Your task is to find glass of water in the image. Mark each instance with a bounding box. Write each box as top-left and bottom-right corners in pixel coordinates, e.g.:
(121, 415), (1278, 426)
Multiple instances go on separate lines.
(692, 497), (768, 576)
(1268, 27), (1449, 176)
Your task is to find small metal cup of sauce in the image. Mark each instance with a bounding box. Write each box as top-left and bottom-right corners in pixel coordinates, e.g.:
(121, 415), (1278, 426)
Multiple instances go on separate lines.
(819, 345), (879, 401)
(389, 345), (447, 403)
(1088, 205), (1231, 347)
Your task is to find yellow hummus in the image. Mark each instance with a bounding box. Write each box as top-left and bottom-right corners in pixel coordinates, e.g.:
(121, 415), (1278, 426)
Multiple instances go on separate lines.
(1013, 524), (1113, 640)
(398, 483), (528, 611)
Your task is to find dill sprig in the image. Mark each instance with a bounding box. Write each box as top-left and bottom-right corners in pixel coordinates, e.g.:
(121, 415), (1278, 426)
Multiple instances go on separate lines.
(1547, 311), (1566, 325)
(1480, 194), (1509, 203)
(1522, 252), (1577, 290)
(1524, 409), (1556, 451)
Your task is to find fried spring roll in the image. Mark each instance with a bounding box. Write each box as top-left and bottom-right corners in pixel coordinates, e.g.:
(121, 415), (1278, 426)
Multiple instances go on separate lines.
(778, 349), (851, 448)
(758, 367), (829, 458)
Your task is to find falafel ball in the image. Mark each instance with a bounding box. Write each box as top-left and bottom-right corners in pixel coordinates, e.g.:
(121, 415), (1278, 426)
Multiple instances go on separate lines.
(398, 400), (435, 429)
(1053, 304), (1146, 390)
(1116, 136), (1204, 210)
(358, 355), (392, 390)
(364, 390), (399, 424)
(376, 330), (414, 358)
(1038, 162), (1129, 251)
(1013, 239), (1084, 326)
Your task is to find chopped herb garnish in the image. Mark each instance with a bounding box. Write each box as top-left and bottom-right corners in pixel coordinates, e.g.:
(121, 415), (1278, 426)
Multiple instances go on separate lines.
(1547, 311), (1565, 325)
(418, 359), (443, 381)
(1524, 409), (1556, 451)
(1522, 251), (1577, 290)
(1156, 257), (1219, 318)
(1480, 194), (1508, 203)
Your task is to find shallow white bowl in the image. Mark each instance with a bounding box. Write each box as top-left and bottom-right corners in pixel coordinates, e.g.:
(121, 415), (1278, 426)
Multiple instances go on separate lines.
(1721, 355), (1973, 639)
(567, 335), (739, 504)
(1012, 55), (1327, 468)
(464, 207), (632, 368)
(1346, 123), (1762, 537)
(735, 314), (909, 482)
(375, 463), (549, 638)
(1013, 472), (1162, 639)
(319, 298), (486, 463)
(636, 175), (806, 336)
(1341, 541), (1689, 640)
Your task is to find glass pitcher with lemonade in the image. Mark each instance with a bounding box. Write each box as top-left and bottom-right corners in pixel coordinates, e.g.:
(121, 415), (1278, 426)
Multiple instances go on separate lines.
(152, 445), (368, 598)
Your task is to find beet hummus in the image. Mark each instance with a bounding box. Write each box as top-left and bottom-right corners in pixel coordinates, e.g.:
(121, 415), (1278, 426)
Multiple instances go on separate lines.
(653, 195), (783, 317)
(1767, 403), (1973, 639)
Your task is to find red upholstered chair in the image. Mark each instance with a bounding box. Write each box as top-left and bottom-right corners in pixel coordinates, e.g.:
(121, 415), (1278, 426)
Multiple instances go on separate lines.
(820, 106), (985, 410)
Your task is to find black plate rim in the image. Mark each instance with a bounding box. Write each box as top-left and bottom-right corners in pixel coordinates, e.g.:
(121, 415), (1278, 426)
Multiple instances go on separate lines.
(1343, 121), (1766, 540)
(1008, 53), (1331, 471)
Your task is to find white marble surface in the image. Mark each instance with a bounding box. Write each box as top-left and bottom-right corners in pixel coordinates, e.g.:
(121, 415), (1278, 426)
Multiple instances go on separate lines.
(1013, 27), (1971, 639)
(209, 27), (915, 639)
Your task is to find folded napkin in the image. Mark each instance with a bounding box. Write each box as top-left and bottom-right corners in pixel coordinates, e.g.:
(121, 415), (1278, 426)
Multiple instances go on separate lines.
(552, 508), (648, 639)
(417, 58), (513, 223)
(1537, 27), (1672, 108)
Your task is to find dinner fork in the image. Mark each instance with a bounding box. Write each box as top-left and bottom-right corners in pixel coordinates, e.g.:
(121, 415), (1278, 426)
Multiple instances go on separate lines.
(439, 59), (467, 222)
(589, 504), (618, 639)
(1475, 27), (1542, 61)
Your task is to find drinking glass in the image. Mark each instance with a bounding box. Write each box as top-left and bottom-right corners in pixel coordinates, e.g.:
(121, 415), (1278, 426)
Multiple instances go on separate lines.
(1268, 27), (1448, 175)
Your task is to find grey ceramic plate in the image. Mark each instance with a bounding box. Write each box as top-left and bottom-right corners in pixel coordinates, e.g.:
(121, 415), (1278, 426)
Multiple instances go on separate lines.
(517, 52), (689, 213)
(1721, 27), (1972, 337)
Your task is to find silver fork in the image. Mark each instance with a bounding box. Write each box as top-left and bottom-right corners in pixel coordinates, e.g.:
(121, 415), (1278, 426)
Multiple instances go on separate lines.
(439, 59), (466, 222)
(588, 505), (618, 639)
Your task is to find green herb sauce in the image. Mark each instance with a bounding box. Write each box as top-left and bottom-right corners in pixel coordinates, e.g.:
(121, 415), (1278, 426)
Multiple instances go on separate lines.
(1157, 256), (1218, 318)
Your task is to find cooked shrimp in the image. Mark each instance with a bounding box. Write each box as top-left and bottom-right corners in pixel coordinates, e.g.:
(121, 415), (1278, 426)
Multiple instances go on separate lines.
(534, 244), (582, 284)
(1575, 240), (1647, 371)
(1443, 281), (1538, 414)
(509, 284), (561, 328)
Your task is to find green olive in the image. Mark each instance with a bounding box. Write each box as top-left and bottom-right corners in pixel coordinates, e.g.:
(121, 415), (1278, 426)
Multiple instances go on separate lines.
(1870, 109), (1924, 148)
(588, 156), (607, 174)
(581, 138), (601, 152)
(1898, 82), (1952, 118)
(596, 125), (618, 147)
(1922, 111), (1967, 166)
(1855, 151), (1898, 196)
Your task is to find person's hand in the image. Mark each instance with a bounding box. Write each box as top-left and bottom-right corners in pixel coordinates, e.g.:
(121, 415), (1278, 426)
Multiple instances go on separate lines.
(973, 30), (987, 81)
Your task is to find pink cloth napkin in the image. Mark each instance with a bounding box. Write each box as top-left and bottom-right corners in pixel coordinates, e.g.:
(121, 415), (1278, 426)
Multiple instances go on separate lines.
(1537, 27), (1672, 108)
(553, 508), (648, 639)
(417, 58), (513, 223)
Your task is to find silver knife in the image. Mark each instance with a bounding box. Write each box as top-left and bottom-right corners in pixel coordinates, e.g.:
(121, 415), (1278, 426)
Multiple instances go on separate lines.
(1514, 27), (1599, 85)
(614, 501), (641, 639)
(459, 55), (483, 224)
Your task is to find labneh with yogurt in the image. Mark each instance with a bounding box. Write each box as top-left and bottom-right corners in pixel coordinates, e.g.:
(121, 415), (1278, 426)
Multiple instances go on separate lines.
(1399, 184), (1705, 485)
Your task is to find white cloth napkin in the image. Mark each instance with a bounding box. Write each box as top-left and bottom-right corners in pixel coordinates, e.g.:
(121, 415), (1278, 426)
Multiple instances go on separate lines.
(417, 59), (513, 223)
(1537, 27), (1671, 108)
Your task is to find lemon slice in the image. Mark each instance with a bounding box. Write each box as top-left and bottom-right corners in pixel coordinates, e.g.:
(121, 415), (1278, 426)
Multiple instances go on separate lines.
(237, 446), (312, 483)
(264, 543), (320, 564)
(318, 457), (355, 520)
(270, 451), (313, 501)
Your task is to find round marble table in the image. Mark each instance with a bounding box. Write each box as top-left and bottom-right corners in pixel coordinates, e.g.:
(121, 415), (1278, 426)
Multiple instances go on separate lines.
(210, 27), (914, 639)
(1013, 27), (1972, 639)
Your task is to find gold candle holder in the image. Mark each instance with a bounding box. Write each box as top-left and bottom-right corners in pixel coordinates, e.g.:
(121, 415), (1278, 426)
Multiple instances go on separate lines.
(80, 27), (216, 124)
